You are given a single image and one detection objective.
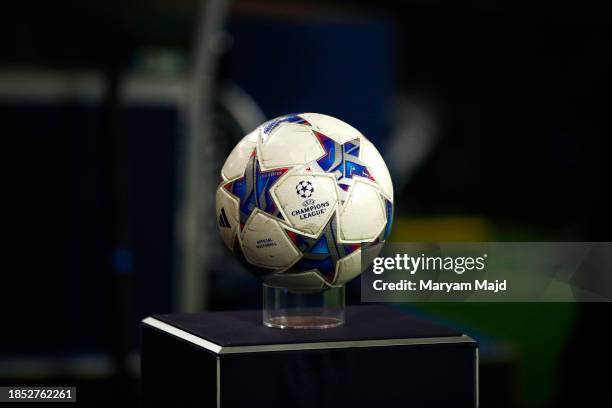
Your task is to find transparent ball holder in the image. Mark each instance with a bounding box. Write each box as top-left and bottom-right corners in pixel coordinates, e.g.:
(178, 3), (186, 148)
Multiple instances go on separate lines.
(262, 283), (345, 329)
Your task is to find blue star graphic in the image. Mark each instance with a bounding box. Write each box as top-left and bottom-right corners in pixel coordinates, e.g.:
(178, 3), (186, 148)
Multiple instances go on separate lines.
(313, 131), (376, 191)
(224, 150), (288, 228)
(286, 216), (361, 282)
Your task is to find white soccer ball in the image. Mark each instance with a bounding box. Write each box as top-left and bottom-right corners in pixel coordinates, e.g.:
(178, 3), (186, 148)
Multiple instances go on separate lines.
(216, 113), (393, 290)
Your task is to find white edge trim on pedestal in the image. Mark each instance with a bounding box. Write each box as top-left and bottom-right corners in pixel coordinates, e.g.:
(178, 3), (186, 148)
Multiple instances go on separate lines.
(142, 317), (223, 354)
(142, 316), (476, 355)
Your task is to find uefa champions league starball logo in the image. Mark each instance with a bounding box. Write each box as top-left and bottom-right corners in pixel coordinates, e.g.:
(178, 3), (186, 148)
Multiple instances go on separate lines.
(296, 180), (314, 198)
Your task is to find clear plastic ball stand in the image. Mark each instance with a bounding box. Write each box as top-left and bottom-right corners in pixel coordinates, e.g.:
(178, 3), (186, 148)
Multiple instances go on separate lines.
(262, 283), (345, 329)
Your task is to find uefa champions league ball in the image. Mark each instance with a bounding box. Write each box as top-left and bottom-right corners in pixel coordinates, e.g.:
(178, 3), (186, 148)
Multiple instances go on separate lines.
(216, 113), (393, 290)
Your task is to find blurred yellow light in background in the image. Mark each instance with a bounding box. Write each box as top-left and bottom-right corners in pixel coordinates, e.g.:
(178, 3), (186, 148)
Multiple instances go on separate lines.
(389, 216), (494, 242)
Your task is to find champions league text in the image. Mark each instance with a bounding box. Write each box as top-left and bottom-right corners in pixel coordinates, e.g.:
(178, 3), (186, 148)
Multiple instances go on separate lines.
(371, 254), (507, 294)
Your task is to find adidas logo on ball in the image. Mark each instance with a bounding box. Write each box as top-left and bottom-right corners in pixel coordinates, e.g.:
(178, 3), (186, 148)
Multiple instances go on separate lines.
(218, 208), (230, 228)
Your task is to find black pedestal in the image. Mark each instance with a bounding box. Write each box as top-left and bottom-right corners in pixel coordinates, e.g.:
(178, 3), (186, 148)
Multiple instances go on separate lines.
(141, 305), (478, 407)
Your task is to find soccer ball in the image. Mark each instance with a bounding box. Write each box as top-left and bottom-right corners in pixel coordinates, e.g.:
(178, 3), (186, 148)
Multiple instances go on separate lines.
(216, 113), (393, 290)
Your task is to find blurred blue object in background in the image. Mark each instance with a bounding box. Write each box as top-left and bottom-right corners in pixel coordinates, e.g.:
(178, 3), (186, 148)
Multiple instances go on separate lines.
(226, 13), (394, 146)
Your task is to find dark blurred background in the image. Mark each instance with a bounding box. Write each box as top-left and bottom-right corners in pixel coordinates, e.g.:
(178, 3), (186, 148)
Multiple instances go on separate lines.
(3, 0), (612, 406)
